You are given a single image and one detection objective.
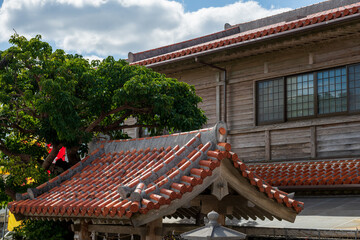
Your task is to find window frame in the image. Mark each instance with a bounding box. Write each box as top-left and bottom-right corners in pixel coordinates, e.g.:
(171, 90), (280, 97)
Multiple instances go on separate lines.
(285, 72), (316, 121)
(255, 63), (360, 126)
(255, 77), (286, 126)
(347, 63), (360, 114)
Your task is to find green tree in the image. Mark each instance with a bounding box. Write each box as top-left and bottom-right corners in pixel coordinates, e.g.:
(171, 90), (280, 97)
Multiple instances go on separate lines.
(0, 34), (207, 204)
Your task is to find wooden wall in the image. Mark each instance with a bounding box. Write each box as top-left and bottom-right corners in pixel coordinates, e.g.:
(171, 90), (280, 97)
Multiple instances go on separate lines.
(166, 35), (360, 163)
(317, 121), (360, 158)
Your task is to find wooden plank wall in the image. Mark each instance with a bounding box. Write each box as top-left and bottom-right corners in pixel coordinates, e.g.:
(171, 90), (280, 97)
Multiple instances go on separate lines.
(172, 68), (218, 128)
(317, 122), (360, 158)
(270, 128), (311, 160)
(163, 36), (360, 162)
(228, 132), (265, 162)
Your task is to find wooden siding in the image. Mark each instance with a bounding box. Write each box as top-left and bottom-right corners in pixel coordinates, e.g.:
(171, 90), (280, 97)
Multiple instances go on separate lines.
(196, 87), (217, 128)
(160, 34), (360, 162)
(227, 80), (254, 130)
(317, 121), (360, 158)
(271, 128), (311, 160)
(228, 132), (265, 162)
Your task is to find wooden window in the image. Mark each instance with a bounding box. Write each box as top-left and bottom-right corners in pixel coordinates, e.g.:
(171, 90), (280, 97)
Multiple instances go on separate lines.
(256, 78), (284, 125)
(286, 73), (315, 118)
(256, 64), (360, 126)
(317, 67), (347, 114)
(348, 63), (360, 112)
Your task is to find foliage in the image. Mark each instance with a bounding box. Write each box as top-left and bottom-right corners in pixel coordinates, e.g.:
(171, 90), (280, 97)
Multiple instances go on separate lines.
(11, 219), (73, 240)
(0, 34), (206, 239)
(0, 34), (207, 204)
(0, 157), (50, 208)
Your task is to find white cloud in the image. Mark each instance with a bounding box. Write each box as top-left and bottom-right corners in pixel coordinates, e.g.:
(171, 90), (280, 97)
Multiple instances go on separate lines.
(0, 0), (291, 59)
(84, 55), (104, 63)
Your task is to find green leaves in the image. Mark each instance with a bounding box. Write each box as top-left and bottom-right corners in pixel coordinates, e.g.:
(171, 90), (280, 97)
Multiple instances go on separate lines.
(0, 34), (207, 205)
(11, 219), (73, 240)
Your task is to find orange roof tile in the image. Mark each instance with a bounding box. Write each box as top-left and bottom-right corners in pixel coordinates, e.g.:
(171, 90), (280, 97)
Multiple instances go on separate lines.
(249, 159), (360, 187)
(9, 123), (303, 222)
(131, 3), (360, 67)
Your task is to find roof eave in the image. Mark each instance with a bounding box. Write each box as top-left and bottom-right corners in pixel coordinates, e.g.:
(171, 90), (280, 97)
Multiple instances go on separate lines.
(142, 13), (360, 69)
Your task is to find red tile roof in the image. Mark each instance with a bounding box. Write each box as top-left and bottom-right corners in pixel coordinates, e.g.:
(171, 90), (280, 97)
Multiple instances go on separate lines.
(131, 2), (360, 67)
(249, 159), (360, 187)
(9, 123), (303, 222)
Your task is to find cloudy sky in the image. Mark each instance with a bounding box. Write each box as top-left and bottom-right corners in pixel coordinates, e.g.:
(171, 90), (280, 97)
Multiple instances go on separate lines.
(0, 0), (325, 60)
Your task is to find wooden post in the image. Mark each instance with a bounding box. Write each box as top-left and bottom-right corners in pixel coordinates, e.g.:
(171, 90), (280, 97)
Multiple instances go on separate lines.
(311, 126), (317, 159)
(72, 221), (91, 240)
(200, 195), (228, 226)
(264, 62), (269, 74)
(309, 52), (314, 65)
(80, 221), (91, 240)
(265, 130), (271, 161)
(146, 218), (162, 240)
(216, 72), (221, 122)
(218, 214), (226, 226)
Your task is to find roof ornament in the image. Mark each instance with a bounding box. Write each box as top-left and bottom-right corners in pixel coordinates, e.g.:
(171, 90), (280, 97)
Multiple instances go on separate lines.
(181, 210), (247, 239)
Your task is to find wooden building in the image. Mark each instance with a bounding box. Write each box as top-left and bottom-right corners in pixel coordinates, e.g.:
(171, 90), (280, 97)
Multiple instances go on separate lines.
(127, 0), (360, 237)
(129, 0), (360, 164)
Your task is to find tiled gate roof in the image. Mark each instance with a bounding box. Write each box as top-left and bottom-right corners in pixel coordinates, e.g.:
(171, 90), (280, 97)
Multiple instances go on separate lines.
(9, 123), (303, 224)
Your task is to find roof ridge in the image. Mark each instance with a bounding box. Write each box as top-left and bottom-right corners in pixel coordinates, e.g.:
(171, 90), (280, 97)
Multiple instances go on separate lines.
(128, 26), (240, 63)
(131, 2), (360, 67)
(231, 152), (304, 213)
(98, 122), (228, 154)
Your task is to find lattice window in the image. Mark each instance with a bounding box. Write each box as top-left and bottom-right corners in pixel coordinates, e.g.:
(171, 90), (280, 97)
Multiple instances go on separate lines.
(257, 78), (284, 125)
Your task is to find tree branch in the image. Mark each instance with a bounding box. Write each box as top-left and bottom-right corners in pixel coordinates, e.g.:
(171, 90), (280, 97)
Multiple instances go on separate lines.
(4, 185), (16, 200)
(93, 123), (156, 133)
(90, 111), (131, 133)
(0, 122), (35, 134)
(85, 105), (152, 133)
(0, 142), (32, 163)
(42, 144), (63, 170)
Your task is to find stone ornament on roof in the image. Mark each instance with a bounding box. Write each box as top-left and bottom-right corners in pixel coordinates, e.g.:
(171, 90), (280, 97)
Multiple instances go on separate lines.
(181, 210), (246, 239)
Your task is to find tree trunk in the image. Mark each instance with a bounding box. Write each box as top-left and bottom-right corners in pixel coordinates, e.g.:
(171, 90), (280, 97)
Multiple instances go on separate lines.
(67, 146), (81, 167)
(5, 186), (16, 200)
(42, 144), (62, 170)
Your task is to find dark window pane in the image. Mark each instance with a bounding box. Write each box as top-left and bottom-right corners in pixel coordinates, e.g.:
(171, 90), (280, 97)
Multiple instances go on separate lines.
(349, 64), (360, 111)
(286, 74), (315, 118)
(317, 67), (347, 114)
(257, 78), (284, 124)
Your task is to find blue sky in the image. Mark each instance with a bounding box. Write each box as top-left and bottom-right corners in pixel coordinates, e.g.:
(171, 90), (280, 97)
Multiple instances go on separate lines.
(0, 0), (327, 60)
(176, 0), (324, 12)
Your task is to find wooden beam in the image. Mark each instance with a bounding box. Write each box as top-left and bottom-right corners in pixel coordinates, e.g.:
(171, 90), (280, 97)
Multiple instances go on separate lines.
(79, 221), (91, 240)
(220, 158), (297, 222)
(229, 115), (360, 135)
(234, 206), (257, 221)
(146, 218), (162, 240)
(211, 176), (229, 200)
(88, 225), (146, 237)
(264, 62), (269, 74)
(162, 224), (198, 236)
(310, 126), (317, 159)
(265, 130), (271, 161)
(131, 168), (221, 227)
(216, 72), (221, 122)
(309, 52), (314, 65)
